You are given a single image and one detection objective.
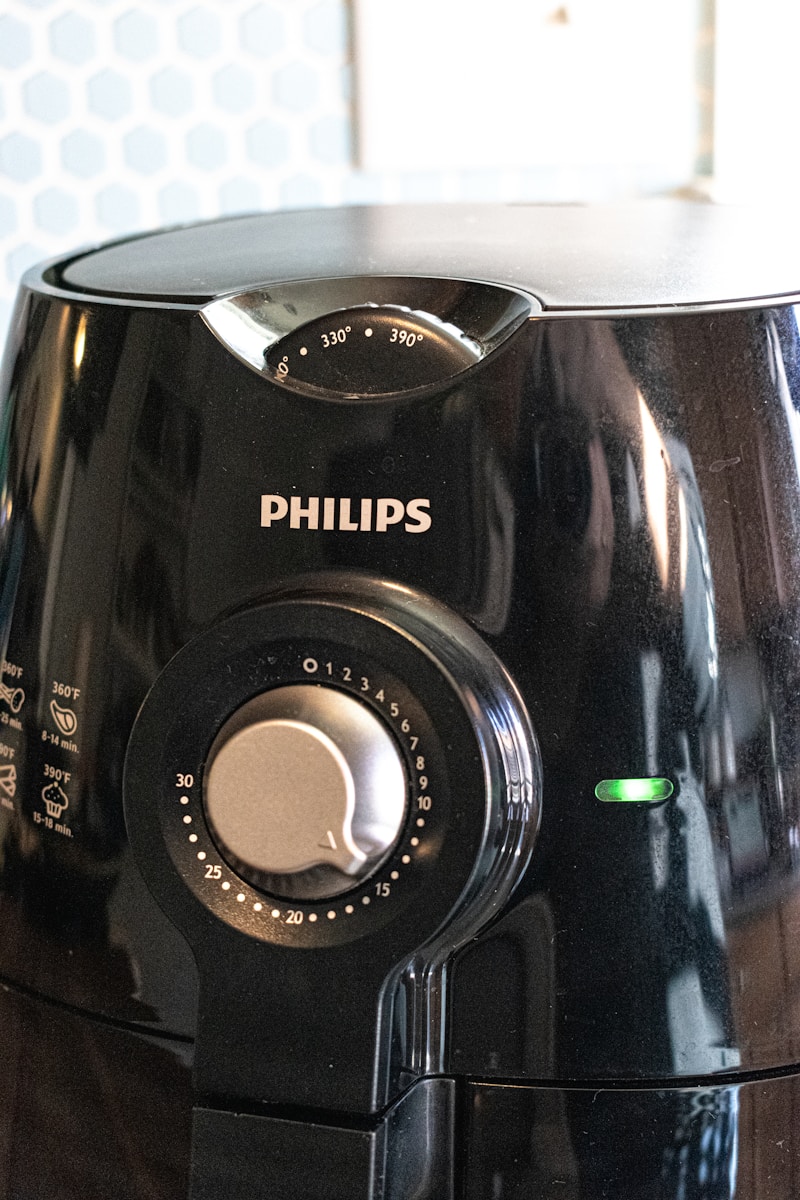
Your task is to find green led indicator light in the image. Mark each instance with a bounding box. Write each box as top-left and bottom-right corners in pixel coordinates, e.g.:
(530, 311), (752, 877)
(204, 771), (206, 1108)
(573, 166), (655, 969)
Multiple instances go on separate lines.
(595, 778), (674, 804)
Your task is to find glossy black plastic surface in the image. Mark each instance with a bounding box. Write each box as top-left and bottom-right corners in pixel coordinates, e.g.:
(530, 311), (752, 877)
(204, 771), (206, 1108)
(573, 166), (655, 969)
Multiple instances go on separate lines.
(463, 1076), (800, 1198)
(202, 276), (534, 391)
(0, 982), (191, 1200)
(51, 203), (800, 310)
(5, 204), (800, 1196)
(2, 972), (799, 1200)
(2, 289), (800, 1089)
(190, 1079), (455, 1200)
(123, 587), (537, 1111)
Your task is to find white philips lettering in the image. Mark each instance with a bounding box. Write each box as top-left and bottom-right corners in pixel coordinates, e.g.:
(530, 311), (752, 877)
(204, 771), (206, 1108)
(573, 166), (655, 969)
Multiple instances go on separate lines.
(290, 496), (320, 529)
(375, 498), (405, 532)
(338, 498), (359, 532)
(404, 498), (432, 533)
(261, 495), (289, 527)
(323, 497), (336, 530)
(260, 495), (431, 533)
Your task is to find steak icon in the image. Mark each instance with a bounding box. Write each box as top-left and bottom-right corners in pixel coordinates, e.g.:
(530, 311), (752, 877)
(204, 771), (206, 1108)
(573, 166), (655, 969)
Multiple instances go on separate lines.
(50, 699), (78, 736)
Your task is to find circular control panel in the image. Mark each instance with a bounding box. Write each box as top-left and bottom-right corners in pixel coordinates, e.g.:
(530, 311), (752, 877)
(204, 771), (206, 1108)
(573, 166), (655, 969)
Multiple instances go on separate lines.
(124, 580), (540, 950)
(204, 684), (407, 899)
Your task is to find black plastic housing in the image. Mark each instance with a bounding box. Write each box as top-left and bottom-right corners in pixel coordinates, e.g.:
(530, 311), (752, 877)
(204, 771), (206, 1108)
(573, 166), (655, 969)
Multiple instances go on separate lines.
(2, 204), (800, 1197)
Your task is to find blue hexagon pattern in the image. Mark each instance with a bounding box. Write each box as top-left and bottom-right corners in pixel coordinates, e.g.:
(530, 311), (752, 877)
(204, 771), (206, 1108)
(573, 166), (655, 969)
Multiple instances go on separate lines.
(22, 72), (71, 124)
(49, 13), (95, 65)
(213, 65), (256, 114)
(240, 4), (285, 58)
(123, 126), (168, 176)
(88, 70), (133, 121)
(0, 0), (715, 353)
(33, 187), (80, 235)
(274, 62), (319, 113)
(178, 8), (222, 59)
(186, 124), (228, 171)
(61, 130), (106, 179)
(113, 11), (159, 62)
(150, 67), (194, 118)
(0, 134), (42, 183)
(0, 17), (33, 69)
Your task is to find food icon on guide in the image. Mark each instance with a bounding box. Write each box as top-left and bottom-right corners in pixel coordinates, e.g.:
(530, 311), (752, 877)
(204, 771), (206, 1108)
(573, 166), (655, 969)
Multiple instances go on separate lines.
(0, 682), (24, 714)
(50, 699), (78, 737)
(0, 765), (15, 800)
(41, 781), (69, 820)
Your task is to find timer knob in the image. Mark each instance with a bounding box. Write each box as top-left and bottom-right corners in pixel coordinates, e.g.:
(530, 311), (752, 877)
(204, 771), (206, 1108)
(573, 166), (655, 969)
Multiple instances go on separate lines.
(203, 684), (407, 901)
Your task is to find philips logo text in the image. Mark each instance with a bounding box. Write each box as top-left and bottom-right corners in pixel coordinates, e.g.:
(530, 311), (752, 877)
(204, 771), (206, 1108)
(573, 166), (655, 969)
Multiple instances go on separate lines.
(261, 495), (432, 534)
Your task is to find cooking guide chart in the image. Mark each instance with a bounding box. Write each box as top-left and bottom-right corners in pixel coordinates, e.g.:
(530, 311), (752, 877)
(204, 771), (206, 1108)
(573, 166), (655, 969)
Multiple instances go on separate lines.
(0, 659), (85, 840)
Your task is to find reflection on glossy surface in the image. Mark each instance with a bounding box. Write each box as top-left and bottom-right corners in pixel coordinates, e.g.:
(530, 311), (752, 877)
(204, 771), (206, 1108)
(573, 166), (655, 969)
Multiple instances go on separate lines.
(4, 297), (800, 1070)
(3, 298), (800, 1070)
(0, 297), (199, 1033)
(464, 1074), (800, 1199)
(451, 306), (800, 1082)
(3, 286), (800, 1188)
(0, 980), (191, 1200)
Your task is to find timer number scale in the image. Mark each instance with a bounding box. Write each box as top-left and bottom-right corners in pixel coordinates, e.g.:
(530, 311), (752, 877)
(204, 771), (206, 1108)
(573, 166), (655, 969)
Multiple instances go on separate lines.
(164, 643), (443, 948)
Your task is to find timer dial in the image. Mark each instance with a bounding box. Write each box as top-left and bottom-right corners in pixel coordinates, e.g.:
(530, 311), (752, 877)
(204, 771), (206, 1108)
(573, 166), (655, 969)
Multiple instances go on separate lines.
(124, 579), (540, 952)
(204, 684), (407, 900)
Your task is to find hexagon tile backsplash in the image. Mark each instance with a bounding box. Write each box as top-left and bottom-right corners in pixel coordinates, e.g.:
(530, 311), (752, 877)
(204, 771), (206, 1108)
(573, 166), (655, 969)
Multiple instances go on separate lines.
(0, 0), (355, 337)
(0, 0), (712, 342)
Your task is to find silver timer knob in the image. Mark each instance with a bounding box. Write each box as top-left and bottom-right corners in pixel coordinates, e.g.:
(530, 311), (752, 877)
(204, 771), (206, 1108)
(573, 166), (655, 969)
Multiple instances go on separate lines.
(203, 684), (407, 900)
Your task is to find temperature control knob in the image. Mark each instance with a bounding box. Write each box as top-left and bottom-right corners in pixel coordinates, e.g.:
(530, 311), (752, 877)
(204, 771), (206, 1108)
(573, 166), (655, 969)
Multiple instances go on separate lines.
(204, 684), (407, 900)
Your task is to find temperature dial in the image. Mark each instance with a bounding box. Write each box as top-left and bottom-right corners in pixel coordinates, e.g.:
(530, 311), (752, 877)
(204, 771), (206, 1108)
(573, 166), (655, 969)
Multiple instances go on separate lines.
(263, 304), (482, 397)
(204, 684), (407, 900)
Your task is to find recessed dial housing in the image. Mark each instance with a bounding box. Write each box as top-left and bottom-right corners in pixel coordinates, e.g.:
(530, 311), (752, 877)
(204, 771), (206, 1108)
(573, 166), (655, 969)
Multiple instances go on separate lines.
(201, 275), (535, 397)
(264, 304), (481, 396)
(122, 580), (540, 1113)
(204, 684), (407, 900)
(124, 580), (540, 952)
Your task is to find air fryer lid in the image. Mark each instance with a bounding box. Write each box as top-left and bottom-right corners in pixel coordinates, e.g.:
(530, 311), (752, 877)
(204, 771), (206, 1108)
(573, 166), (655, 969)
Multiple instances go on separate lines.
(53, 201), (800, 310)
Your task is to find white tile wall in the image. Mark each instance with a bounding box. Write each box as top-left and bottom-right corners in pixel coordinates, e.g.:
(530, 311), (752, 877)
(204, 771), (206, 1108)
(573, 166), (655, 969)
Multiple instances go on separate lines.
(0, 0), (714, 341)
(0, 0), (353, 335)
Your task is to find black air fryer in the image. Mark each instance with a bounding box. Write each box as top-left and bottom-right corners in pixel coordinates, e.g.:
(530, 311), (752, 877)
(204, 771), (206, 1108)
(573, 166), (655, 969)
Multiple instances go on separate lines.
(2, 203), (800, 1198)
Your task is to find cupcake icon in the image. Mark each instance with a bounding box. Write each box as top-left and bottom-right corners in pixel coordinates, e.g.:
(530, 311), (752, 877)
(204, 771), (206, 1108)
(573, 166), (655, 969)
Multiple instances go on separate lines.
(41, 781), (69, 820)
